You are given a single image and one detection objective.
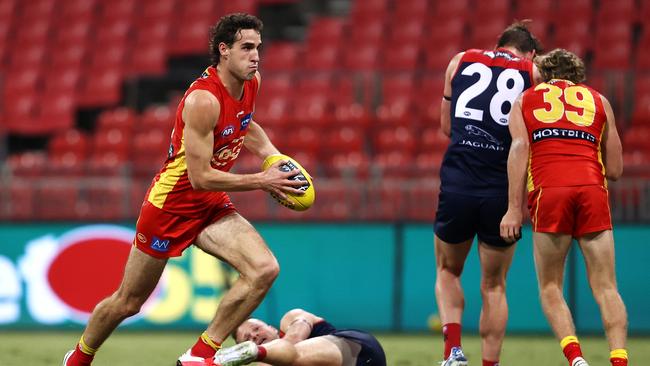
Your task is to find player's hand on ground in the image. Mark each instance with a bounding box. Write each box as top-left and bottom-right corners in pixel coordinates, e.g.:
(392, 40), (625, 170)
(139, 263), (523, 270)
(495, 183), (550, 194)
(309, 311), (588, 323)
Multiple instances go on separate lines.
(500, 208), (523, 243)
(259, 160), (306, 201)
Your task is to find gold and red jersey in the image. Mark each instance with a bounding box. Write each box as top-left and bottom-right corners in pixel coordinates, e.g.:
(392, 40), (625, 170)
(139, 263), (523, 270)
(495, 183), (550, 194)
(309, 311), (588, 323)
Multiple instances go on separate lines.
(145, 66), (259, 217)
(521, 79), (608, 191)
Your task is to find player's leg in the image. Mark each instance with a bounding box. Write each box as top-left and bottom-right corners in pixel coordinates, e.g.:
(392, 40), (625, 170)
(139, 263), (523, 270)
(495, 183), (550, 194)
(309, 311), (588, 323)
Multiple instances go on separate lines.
(214, 339), (298, 366)
(434, 191), (477, 363)
(435, 235), (472, 364)
(476, 241), (515, 364)
(194, 213), (279, 345)
(64, 247), (167, 366)
(534, 232), (587, 365)
(577, 230), (628, 366)
(476, 195), (516, 366)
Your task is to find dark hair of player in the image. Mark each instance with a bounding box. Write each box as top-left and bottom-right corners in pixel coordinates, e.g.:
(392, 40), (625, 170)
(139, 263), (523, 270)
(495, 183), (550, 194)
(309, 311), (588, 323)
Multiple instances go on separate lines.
(209, 13), (263, 66)
(536, 48), (586, 84)
(496, 20), (544, 54)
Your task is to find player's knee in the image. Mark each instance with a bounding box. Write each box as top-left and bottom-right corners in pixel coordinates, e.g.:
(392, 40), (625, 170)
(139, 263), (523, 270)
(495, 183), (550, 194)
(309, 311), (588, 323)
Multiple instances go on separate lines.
(538, 283), (563, 301)
(112, 293), (146, 318)
(480, 276), (506, 294)
(250, 257), (279, 287)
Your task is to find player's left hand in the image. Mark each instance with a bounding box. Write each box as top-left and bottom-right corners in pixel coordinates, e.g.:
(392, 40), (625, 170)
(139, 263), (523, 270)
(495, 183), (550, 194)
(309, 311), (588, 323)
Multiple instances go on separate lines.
(500, 208), (523, 243)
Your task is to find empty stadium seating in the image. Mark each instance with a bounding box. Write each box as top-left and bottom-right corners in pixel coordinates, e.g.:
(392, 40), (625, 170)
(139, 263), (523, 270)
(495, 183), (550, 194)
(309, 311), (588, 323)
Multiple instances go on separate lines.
(1, 0), (648, 221)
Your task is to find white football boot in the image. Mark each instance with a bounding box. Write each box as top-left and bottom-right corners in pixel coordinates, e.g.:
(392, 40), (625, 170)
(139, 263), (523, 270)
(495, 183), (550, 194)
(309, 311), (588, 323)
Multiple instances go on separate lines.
(571, 357), (590, 366)
(61, 350), (74, 366)
(177, 348), (218, 366)
(441, 347), (468, 366)
(213, 341), (259, 366)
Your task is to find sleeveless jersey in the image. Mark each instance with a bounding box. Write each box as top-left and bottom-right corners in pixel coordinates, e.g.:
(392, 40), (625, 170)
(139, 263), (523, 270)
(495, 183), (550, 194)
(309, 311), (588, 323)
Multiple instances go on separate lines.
(441, 48), (534, 196)
(521, 79), (608, 190)
(145, 66), (259, 217)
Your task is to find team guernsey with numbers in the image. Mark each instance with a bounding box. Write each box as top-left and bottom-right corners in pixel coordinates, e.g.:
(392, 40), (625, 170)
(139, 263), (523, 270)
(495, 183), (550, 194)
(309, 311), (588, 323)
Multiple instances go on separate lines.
(436, 48), (534, 246)
(135, 66), (259, 258)
(521, 79), (612, 236)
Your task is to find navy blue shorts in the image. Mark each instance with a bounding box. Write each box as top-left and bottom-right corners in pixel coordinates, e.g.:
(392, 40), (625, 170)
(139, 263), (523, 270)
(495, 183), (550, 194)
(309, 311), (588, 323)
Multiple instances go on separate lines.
(333, 330), (386, 366)
(434, 191), (513, 247)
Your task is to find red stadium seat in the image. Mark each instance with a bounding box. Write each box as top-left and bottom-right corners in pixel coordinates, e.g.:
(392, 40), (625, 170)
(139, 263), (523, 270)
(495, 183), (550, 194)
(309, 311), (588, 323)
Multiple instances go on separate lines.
(431, 0), (470, 21)
(349, 20), (385, 46)
(92, 127), (131, 159)
(2, 68), (40, 95)
(343, 44), (380, 72)
(128, 42), (167, 76)
(306, 17), (346, 44)
(425, 18), (464, 49)
(419, 128), (450, 154)
(554, 0), (593, 25)
(51, 42), (87, 70)
(98, 107), (137, 130)
(376, 74), (417, 125)
(37, 185), (84, 221)
(44, 67), (81, 95)
(364, 180), (405, 219)
(302, 42), (339, 71)
(373, 126), (417, 155)
(221, 0), (258, 16)
(469, 18), (508, 50)
(6, 180), (35, 220)
(322, 126), (365, 154)
(139, 104), (174, 133)
(141, 0), (176, 21)
(58, 0), (96, 21)
(6, 151), (48, 177)
(404, 180), (440, 221)
(169, 18), (211, 55)
(260, 42), (300, 72)
(49, 129), (90, 159)
(87, 181), (129, 220)
(77, 67), (123, 107)
(592, 43), (631, 70)
(324, 151), (371, 179)
(381, 42), (421, 72)
(36, 92), (76, 132)
(54, 18), (92, 46)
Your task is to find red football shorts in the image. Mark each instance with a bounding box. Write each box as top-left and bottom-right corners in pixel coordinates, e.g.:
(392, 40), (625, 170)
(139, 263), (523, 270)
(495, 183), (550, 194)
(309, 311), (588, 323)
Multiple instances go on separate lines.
(133, 195), (237, 258)
(528, 185), (612, 237)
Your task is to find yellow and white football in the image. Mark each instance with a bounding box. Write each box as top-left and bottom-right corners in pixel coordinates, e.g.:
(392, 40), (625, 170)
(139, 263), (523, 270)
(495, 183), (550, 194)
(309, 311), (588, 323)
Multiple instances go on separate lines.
(262, 154), (315, 211)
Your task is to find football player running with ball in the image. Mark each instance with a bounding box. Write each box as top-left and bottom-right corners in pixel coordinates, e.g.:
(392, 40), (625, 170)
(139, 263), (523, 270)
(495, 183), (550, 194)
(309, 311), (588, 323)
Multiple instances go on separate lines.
(434, 21), (543, 366)
(62, 13), (309, 366)
(501, 48), (628, 366)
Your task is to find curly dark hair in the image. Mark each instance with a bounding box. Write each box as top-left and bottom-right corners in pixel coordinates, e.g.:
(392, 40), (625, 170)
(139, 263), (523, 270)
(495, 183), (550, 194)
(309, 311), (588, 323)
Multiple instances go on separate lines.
(535, 48), (586, 84)
(209, 13), (263, 65)
(496, 20), (544, 54)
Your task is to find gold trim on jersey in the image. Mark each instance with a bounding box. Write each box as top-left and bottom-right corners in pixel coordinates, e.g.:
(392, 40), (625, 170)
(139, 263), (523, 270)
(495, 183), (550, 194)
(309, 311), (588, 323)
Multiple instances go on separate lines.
(533, 187), (543, 232)
(527, 150), (535, 192)
(148, 138), (186, 209)
(597, 126), (607, 188)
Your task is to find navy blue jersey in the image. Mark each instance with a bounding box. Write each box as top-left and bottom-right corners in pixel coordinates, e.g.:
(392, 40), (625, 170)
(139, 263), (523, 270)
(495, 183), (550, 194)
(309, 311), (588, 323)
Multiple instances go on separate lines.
(441, 48), (534, 196)
(310, 321), (386, 366)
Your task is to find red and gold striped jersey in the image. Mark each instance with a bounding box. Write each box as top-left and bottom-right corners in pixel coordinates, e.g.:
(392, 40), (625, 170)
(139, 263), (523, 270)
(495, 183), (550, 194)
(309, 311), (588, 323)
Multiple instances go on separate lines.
(145, 66), (259, 217)
(521, 79), (608, 190)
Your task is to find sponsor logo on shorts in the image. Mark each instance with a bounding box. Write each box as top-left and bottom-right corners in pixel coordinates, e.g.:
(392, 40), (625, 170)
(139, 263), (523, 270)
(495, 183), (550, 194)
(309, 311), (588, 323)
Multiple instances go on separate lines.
(137, 233), (147, 243)
(150, 237), (171, 252)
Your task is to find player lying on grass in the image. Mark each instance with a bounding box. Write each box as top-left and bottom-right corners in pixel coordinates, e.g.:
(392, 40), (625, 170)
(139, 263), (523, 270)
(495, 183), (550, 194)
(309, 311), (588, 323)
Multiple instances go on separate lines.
(212, 308), (386, 366)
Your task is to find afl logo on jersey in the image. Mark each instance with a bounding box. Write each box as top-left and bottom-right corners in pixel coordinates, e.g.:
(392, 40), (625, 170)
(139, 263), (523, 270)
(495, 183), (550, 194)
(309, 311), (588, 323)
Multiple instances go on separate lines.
(221, 125), (235, 137)
(240, 112), (253, 130)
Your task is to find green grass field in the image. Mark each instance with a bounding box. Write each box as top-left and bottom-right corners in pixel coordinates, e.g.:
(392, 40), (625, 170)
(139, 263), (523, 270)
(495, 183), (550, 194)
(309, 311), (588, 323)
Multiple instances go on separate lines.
(0, 331), (647, 366)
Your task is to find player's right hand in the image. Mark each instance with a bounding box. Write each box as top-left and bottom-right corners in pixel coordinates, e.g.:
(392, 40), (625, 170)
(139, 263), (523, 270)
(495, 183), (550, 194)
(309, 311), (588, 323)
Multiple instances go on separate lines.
(500, 208), (523, 243)
(259, 160), (306, 201)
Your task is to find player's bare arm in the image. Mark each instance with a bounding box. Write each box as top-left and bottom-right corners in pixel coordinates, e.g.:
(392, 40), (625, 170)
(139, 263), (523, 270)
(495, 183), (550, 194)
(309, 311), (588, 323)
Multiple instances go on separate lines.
(244, 121), (281, 159)
(500, 96), (528, 243)
(279, 309), (324, 344)
(183, 89), (303, 196)
(440, 52), (464, 137)
(600, 95), (623, 180)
